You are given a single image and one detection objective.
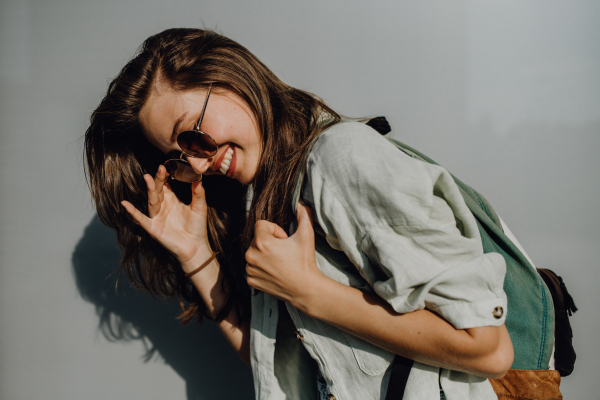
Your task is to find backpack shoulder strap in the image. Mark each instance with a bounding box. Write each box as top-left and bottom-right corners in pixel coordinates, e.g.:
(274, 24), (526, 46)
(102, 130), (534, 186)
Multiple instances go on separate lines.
(385, 355), (414, 400)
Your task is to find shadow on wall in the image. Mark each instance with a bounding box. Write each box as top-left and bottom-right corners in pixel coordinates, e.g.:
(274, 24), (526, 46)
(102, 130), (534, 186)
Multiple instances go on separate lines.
(72, 216), (255, 400)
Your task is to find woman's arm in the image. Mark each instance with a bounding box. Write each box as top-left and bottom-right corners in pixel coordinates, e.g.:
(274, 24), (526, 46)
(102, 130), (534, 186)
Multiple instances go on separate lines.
(122, 167), (251, 368)
(182, 251), (252, 368)
(298, 273), (513, 379)
(245, 204), (514, 379)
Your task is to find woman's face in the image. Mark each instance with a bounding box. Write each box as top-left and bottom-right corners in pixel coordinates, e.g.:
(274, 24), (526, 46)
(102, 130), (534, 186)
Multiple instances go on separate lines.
(139, 81), (261, 185)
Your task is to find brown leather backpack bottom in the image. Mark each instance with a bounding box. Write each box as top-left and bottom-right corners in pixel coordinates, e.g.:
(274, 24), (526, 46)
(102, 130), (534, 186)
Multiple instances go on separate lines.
(490, 369), (562, 400)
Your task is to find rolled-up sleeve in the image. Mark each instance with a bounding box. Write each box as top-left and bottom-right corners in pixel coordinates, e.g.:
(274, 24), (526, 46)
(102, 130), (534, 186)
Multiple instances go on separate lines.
(305, 122), (507, 329)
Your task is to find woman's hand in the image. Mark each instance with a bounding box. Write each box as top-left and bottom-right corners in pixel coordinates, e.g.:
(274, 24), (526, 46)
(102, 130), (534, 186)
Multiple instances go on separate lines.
(121, 165), (212, 271)
(121, 167), (251, 367)
(245, 203), (323, 307)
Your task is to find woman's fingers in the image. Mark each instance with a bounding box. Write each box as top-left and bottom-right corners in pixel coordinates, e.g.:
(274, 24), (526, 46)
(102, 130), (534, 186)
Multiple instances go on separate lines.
(189, 180), (207, 214)
(255, 219), (288, 240)
(121, 200), (153, 232)
(144, 174), (161, 218)
(146, 167), (168, 218)
(154, 165), (166, 204)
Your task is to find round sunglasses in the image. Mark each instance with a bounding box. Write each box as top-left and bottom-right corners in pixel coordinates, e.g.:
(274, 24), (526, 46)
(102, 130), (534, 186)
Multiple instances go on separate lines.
(163, 83), (218, 183)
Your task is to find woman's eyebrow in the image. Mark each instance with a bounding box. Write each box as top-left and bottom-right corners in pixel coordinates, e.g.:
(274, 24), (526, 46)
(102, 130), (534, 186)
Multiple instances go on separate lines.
(170, 111), (189, 142)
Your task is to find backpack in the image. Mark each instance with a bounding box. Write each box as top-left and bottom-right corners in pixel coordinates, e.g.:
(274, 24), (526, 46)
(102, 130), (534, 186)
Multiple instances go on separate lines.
(358, 118), (574, 399)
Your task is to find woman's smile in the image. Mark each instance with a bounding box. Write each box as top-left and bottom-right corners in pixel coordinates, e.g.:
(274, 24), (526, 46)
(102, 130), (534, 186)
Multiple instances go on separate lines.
(213, 145), (236, 176)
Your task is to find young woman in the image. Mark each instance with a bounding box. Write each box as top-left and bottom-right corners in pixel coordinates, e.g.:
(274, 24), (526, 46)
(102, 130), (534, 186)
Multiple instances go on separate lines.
(85, 28), (513, 400)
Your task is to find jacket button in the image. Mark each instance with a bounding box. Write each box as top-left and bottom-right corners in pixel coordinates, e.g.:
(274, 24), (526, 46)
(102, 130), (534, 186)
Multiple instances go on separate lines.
(493, 306), (504, 319)
(326, 395), (336, 400)
(295, 330), (304, 342)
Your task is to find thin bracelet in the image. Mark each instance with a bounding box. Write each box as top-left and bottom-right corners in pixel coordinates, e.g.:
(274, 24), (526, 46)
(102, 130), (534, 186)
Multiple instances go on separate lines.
(185, 251), (218, 278)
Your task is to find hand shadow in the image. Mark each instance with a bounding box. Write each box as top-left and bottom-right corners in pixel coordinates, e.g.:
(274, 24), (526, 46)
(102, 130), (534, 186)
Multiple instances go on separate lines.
(72, 216), (255, 400)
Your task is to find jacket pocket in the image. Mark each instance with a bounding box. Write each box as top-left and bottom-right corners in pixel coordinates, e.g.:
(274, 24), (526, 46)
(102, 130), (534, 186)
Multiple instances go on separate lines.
(339, 331), (395, 376)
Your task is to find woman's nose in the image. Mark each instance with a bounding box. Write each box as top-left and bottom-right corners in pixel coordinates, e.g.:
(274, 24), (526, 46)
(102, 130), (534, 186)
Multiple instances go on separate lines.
(185, 155), (213, 174)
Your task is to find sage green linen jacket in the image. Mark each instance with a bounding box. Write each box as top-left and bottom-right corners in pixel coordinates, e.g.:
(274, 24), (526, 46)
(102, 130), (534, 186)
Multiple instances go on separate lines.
(249, 122), (508, 400)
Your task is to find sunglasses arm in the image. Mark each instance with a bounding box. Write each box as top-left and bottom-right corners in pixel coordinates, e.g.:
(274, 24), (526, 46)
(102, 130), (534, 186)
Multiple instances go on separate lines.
(195, 83), (212, 130)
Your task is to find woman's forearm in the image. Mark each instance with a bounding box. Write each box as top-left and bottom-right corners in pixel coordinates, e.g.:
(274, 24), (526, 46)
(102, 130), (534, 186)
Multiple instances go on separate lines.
(184, 254), (251, 368)
(294, 274), (513, 379)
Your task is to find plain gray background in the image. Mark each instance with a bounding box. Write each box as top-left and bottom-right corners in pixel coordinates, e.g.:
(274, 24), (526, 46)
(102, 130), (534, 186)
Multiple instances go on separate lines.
(1, 0), (598, 399)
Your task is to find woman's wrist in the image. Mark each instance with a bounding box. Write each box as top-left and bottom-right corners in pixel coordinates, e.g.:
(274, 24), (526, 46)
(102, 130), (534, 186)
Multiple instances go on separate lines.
(185, 250), (226, 319)
(289, 272), (332, 316)
(178, 243), (214, 274)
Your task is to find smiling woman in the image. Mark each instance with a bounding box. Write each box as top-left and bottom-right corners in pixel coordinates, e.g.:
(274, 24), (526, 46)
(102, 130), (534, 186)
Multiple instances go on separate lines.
(84, 28), (525, 400)
(84, 27), (340, 326)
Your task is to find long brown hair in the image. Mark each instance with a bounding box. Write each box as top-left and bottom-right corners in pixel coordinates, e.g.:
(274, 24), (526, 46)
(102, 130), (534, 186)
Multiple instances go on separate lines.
(84, 28), (340, 325)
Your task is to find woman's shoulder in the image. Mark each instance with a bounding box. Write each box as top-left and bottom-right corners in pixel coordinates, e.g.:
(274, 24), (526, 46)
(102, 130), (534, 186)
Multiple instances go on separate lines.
(305, 121), (435, 224)
(307, 121), (429, 182)
(311, 121), (384, 158)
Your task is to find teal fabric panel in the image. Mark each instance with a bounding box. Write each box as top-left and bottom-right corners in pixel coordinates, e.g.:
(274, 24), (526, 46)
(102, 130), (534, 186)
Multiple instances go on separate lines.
(386, 138), (554, 369)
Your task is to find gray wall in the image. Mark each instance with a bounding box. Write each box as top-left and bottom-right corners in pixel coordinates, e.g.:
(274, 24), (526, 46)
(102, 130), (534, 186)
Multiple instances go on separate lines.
(1, 0), (597, 398)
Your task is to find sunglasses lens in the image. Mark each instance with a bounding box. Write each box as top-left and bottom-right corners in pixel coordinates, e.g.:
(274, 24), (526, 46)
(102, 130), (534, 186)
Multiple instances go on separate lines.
(164, 160), (203, 183)
(177, 130), (218, 158)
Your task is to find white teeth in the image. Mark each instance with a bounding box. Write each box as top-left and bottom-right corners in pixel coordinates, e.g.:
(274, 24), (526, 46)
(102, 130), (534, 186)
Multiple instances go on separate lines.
(219, 147), (234, 175)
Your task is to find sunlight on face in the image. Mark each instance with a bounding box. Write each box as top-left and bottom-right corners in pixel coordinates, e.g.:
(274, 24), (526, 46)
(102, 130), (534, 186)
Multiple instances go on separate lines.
(139, 80), (261, 185)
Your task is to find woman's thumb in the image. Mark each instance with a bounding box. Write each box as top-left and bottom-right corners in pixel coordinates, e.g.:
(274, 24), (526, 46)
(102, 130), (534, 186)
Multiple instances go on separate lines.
(295, 203), (315, 240)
